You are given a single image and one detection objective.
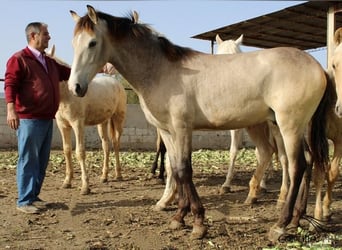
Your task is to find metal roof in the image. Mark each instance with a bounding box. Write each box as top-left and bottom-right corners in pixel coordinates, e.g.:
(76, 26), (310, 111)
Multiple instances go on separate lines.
(192, 1), (342, 50)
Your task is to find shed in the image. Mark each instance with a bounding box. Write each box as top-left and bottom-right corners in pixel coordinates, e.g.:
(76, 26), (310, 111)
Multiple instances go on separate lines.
(192, 1), (342, 70)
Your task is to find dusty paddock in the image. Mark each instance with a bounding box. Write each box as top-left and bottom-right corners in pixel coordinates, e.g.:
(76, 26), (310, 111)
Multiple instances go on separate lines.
(0, 149), (342, 250)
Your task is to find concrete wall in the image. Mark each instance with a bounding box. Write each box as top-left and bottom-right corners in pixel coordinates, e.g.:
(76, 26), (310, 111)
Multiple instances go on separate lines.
(0, 98), (253, 150)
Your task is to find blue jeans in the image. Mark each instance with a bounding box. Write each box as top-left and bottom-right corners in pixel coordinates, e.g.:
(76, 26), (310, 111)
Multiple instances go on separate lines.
(16, 119), (53, 207)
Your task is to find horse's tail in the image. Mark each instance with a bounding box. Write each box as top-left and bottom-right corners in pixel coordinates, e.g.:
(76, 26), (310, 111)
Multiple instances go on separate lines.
(309, 71), (334, 170)
(109, 116), (117, 148)
(109, 108), (126, 150)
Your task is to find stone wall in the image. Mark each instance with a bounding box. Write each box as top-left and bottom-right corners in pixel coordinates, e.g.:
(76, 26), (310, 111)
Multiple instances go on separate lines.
(0, 98), (253, 151)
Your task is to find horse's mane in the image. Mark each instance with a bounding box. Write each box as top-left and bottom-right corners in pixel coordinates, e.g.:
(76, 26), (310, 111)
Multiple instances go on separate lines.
(75, 11), (197, 62)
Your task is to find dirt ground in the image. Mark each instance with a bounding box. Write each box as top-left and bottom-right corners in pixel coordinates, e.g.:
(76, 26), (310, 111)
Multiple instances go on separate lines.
(1, 149), (342, 250)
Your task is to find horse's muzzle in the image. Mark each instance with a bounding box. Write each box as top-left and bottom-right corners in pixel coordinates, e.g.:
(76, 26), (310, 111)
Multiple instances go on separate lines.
(75, 83), (87, 97)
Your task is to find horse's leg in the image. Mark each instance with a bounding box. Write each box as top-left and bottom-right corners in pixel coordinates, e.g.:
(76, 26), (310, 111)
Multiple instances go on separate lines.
(322, 141), (341, 220)
(220, 129), (242, 194)
(57, 122), (74, 189)
(268, 122), (289, 208)
(259, 162), (271, 191)
(160, 129), (206, 239)
(245, 123), (274, 204)
(290, 141), (313, 228)
(151, 129), (161, 176)
(155, 154), (177, 210)
(158, 139), (167, 181)
(268, 128), (307, 242)
(111, 109), (125, 181)
(277, 155), (290, 209)
(97, 122), (110, 183)
(312, 161), (326, 222)
(73, 123), (90, 195)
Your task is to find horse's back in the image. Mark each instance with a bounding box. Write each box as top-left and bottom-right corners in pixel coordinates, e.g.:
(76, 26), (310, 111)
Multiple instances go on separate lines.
(59, 75), (126, 126)
(178, 47), (327, 129)
(210, 47), (324, 99)
(89, 75), (126, 104)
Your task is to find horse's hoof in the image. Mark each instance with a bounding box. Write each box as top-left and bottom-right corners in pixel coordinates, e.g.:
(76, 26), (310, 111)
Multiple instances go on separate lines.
(155, 178), (165, 185)
(100, 177), (108, 183)
(244, 196), (257, 205)
(288, 220), (299, 230)
(169, 219), (184, 230)
(62, 183), (72, 189)
(323, 210), (333, 221)
(80, 188), (91, 195)
(153, 204), (166, 211)
(268, 225), (285, 243)
(115, 176), (123, 181)
(219, 186), (231, 194)
(191, 224), (207, 240)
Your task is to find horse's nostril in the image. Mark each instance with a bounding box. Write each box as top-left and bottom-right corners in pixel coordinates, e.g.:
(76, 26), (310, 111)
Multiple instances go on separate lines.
(75, 83), (82, 95)
(335, 105), (342, 118)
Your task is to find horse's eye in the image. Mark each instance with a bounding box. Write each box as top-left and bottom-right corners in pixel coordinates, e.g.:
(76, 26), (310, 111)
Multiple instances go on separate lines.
(89, 41), (97, 48)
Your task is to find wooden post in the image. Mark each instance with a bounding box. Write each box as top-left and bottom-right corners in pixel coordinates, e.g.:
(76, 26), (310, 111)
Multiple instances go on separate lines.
(327, 6), (335, 72)
(211, 39), (214, 54)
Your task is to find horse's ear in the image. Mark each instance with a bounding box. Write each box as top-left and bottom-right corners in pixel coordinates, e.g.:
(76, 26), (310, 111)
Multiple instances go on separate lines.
(216, 34), (223, 45)
(132, 10), (139, 24)
(70, 10), (80, 23)
(236, 34), (243, 45)
(87, 5), (98, 24)
(50, 45), (55, 57)
(46, 44), (55, 57)
(334, 28), (342, 46)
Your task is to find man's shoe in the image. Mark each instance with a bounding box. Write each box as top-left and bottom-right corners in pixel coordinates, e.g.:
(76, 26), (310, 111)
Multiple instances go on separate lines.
(32, 199), (47, 209)
(17, 205), (40, 214)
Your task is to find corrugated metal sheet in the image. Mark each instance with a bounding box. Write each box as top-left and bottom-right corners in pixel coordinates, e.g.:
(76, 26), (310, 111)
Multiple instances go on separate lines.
(192, 1), (342, 50)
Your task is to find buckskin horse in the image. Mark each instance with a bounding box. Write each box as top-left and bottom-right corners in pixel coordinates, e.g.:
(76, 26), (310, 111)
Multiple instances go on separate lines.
(67, 6), (330, 241)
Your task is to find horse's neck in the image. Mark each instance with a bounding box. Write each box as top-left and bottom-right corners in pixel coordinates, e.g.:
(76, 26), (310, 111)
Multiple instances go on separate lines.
(109, 40), (162, 90)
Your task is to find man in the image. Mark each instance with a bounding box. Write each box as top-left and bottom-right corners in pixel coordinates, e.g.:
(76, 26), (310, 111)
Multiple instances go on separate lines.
(5, 22), (70, 214)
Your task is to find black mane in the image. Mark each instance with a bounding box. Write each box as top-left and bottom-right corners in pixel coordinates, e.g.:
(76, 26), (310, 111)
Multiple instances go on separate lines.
(76, 10), (197, 62)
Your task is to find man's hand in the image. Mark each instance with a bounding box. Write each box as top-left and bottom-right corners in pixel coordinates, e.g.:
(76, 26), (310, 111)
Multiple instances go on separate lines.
(7, 103), (19, 130)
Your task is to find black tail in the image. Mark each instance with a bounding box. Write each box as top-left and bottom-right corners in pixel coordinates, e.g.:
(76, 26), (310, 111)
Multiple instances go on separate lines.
(309, 71), (335, 170)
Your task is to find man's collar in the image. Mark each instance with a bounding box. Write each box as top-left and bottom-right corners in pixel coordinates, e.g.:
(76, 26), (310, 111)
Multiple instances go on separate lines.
(27, 46), (44, 57)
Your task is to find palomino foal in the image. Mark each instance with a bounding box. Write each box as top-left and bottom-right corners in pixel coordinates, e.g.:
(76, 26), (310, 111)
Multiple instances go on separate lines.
(48, 46), (127, 194)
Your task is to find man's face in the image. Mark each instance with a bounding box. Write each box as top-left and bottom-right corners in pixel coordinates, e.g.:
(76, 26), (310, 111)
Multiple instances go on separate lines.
(32, 26), (50, 51)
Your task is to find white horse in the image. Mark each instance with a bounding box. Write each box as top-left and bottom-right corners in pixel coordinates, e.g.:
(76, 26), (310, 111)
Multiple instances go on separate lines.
(316, 27), (342, 222)
(216, 34), (283, 195)
(67, 6), (330, 241)
(48, 46), (127, 195)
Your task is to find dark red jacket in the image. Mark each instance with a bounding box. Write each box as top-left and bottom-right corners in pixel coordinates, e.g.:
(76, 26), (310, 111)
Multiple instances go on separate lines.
(4, 47), (70, 119)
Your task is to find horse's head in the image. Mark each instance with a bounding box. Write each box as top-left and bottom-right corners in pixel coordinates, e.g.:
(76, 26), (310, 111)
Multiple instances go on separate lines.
(332, 27), (342, 117)
(216, 34), (243, 55)
(68, 5), (110, 97)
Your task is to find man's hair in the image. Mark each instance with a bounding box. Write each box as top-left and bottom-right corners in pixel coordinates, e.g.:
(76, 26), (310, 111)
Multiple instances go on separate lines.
(25, 22), (48, 43)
